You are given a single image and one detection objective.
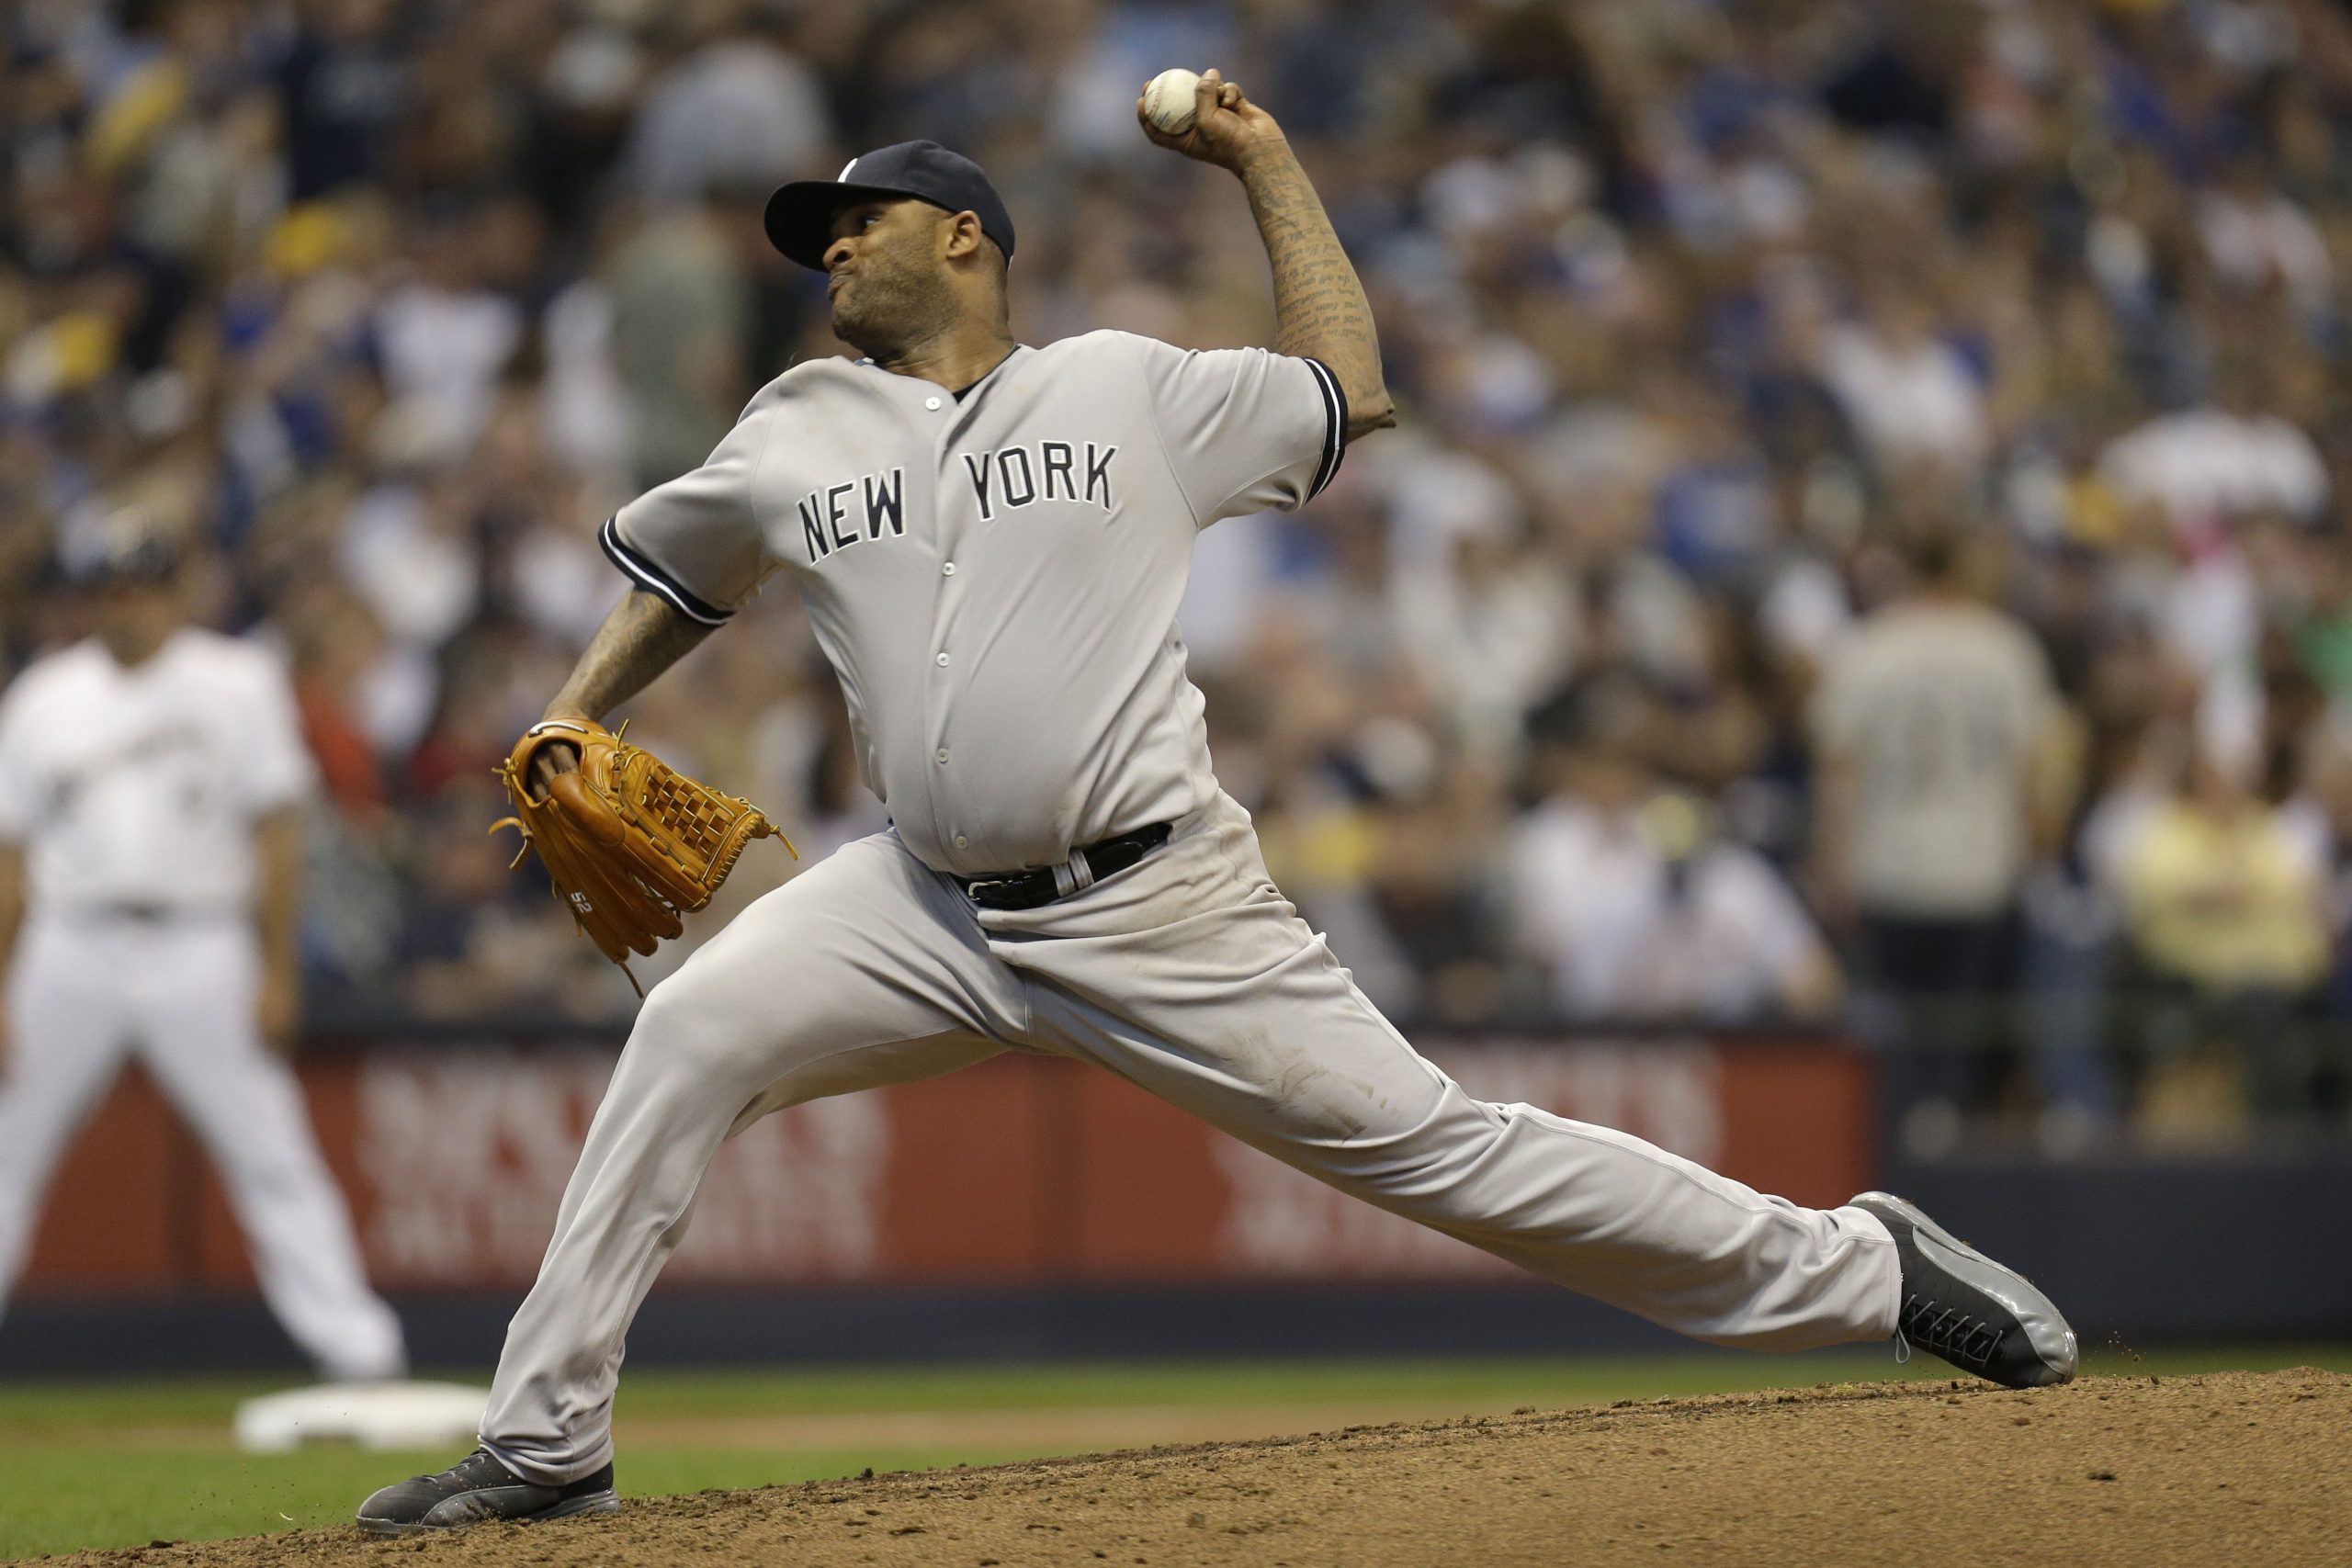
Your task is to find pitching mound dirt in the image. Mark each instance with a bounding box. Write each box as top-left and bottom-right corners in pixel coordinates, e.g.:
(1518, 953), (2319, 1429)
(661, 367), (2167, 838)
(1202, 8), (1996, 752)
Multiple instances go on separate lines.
(47, 1370), (2350, 1567)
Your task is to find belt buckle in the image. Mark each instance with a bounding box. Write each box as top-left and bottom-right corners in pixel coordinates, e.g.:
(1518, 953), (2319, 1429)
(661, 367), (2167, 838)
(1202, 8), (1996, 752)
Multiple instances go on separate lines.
(961, 876), (1010, 906)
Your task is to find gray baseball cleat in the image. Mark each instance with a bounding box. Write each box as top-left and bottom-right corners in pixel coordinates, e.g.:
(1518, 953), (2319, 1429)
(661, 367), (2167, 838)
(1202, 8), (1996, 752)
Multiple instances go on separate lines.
(1852, 1190), (2078, 1389)
(356, 1448), (619, 1535)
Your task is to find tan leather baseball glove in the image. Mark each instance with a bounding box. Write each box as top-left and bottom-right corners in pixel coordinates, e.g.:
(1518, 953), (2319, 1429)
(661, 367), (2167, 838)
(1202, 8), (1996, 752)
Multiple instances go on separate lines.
(492, 718), (793, 991)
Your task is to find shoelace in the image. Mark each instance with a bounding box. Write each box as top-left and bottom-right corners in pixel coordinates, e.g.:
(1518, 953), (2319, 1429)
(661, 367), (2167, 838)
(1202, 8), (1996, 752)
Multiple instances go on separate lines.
(415, 1450), (516, 1489)
(1899, 1295), (2004, 1368)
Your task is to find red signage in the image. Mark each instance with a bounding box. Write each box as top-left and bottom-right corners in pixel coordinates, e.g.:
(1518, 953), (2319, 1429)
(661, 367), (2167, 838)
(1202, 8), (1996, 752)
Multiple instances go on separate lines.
(18, 1036), (1873, 1293)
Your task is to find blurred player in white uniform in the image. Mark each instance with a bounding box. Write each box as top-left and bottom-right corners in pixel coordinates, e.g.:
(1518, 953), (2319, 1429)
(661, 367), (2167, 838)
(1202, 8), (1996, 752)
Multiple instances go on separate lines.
(0, 524), (406, 1383)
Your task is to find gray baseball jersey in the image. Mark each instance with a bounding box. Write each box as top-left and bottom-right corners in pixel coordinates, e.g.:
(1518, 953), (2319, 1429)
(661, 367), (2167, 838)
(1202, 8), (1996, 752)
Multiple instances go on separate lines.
(603, 332), (1346, 875)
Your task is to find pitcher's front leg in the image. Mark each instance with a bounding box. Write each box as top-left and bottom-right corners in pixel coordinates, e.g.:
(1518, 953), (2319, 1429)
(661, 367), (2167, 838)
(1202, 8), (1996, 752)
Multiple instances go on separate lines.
(476, 837), (1017, 1485)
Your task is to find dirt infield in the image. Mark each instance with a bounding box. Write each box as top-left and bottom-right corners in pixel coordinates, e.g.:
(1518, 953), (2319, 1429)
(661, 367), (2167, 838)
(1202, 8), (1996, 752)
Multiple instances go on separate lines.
(47, 1370), (2349, 1568)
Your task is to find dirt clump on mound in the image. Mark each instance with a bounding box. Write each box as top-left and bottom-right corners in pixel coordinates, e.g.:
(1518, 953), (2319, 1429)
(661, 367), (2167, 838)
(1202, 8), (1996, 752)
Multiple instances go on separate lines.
(51, 1369), (2351, 1568)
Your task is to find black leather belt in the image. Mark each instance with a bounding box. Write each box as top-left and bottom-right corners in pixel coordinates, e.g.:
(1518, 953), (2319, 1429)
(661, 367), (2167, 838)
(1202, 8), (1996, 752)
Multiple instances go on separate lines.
(958, 822), (1171, 910)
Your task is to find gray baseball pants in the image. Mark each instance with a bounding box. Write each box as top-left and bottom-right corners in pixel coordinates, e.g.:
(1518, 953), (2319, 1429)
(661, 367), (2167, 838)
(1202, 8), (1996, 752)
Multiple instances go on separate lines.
(481, 793), (1900, 1482)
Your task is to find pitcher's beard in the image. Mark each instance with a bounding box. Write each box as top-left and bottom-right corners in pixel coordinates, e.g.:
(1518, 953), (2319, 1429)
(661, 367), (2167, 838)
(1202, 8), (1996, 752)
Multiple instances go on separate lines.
(831, 270), (960, 364)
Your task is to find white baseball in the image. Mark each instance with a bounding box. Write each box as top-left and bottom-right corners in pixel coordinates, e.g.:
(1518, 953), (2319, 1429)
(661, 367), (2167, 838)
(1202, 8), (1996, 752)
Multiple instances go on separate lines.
(1143, 68), (1203, 134)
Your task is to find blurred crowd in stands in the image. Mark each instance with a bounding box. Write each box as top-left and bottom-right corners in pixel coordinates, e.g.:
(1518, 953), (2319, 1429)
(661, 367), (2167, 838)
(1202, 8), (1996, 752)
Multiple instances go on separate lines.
(8, 0), (2352, 1151)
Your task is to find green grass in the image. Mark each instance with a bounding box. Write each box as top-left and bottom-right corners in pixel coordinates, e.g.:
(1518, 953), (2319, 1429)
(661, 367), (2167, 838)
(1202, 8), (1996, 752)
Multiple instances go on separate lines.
(1, 1347), (2344, 1562)
(0, 1445), (1035, 1562)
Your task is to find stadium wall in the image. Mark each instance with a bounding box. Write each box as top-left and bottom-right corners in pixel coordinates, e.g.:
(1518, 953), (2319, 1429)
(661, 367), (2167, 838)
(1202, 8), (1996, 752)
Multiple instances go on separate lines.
(6, 1032), (2344, 1373)
(17, 1032), (1871, 1292)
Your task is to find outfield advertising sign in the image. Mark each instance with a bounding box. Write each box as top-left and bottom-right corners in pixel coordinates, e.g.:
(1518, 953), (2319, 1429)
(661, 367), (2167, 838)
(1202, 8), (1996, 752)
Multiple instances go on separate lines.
(17, 1035), (1872, 1292)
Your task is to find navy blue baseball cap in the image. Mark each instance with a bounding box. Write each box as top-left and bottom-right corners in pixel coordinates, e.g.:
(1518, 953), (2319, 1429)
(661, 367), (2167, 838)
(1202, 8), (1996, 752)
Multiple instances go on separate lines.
(764, 141), (1016, 271)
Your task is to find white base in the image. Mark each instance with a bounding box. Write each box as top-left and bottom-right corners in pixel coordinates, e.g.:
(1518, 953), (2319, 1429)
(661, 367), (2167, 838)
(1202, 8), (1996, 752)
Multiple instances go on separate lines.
(232, 1380), (490, 1452)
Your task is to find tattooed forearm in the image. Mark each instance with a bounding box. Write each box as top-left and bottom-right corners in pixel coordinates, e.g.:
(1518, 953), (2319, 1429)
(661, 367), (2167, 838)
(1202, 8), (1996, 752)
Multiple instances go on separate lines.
(545, 589), (716, 722)
(1236, 142), (1396, 442)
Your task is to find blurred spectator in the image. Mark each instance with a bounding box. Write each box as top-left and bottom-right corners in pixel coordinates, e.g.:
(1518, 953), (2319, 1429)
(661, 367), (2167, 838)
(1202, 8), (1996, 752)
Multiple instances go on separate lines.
(607, 201), (753, 489)
(1812, 523), (2065, 1152)
(1814, 274), (1989, 480)
(275, 0), (409, 200)
(2115, 749), (2332, 1136)
(1386, 451), (1574, 761)
(368, 209), (525, 461)
(626, 1), (827, 206)
(1512, 679), (1839, 1025)
(2099, 353), (2328, 537)
(7, 0), (2352, 1146)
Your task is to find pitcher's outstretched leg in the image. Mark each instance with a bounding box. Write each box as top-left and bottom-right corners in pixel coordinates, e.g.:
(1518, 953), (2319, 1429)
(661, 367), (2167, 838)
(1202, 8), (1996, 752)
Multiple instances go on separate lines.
(999, 796), (1915, 1355)
(359, 834), (1021, 1530)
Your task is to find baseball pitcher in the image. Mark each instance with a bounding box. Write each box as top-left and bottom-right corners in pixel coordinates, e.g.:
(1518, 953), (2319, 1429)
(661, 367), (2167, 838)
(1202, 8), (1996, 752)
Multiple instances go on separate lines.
(360, 73), (2074, 1533)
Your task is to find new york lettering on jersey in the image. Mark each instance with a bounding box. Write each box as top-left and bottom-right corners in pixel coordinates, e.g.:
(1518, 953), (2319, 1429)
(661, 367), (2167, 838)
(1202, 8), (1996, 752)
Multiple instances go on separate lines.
(797, 468), (907, 560)
(958, 441), (1116, 524)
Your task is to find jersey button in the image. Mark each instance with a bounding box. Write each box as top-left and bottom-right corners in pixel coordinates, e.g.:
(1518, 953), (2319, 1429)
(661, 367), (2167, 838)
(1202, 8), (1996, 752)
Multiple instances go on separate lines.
(935, 749), (949, 764)
(924, 396), (942, 411)
(936, 651), (950, 666)
(942, 561), (956, 576)
(955, 834), (969, 849)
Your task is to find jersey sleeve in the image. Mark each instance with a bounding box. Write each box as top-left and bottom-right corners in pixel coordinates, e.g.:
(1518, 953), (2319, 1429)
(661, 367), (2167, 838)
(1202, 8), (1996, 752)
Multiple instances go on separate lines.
(241, 652), (317, 815)
(1126, 334), (1348, 525)
(603, 403), (776, 625)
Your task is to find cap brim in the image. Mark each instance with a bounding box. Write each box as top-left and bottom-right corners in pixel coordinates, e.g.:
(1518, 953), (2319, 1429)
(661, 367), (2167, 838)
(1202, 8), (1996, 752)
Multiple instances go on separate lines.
(763, 180), (944, 269)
